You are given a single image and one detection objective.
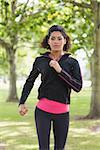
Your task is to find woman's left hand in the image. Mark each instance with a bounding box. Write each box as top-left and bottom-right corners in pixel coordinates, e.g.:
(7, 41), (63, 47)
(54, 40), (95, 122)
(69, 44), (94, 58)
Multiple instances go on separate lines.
(49, 60), (62, 73)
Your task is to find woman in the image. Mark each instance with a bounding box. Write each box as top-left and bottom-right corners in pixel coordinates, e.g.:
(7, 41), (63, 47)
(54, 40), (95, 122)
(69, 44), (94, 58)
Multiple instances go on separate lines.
(19, 25), (82, 150)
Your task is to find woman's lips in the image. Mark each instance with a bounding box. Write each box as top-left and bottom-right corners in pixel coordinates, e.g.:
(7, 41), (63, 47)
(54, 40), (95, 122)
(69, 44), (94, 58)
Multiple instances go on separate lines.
(53, 45), (60, 47)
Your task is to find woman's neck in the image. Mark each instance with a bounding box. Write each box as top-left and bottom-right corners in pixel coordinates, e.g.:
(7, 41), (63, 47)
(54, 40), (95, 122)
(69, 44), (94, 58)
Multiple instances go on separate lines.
(50, 51), (64, 61)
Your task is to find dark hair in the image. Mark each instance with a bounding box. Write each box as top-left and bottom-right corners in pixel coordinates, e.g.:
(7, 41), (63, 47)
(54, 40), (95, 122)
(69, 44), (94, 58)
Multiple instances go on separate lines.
(41, 25), (71, 51)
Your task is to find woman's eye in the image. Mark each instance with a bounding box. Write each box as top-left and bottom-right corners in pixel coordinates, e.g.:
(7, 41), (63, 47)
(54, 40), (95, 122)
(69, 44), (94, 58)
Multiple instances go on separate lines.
(58, 38), (62, 40)
(51, 37), (55, 40)
(51, 37), (62, 40)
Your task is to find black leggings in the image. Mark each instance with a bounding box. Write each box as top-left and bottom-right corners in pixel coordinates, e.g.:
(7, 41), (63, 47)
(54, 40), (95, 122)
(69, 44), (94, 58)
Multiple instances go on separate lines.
(35, 107), (69, 150)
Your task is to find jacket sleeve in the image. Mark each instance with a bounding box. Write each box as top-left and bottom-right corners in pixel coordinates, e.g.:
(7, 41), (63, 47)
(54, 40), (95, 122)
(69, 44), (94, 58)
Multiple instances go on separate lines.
(19, 58), (40, 105)
(58, 59), (83, 92)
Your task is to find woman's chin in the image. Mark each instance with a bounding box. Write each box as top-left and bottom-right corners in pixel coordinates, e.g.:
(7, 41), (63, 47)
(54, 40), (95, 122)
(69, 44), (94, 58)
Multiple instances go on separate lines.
(51, 49), (61, 52)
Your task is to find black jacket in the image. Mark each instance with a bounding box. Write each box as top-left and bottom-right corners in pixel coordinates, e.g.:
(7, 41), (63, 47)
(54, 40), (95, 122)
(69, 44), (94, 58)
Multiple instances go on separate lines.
(19, 52), (82, 105)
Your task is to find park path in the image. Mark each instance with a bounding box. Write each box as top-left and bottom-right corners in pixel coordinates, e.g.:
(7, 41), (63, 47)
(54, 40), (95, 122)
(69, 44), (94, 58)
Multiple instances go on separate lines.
(0, 143), (6, 150)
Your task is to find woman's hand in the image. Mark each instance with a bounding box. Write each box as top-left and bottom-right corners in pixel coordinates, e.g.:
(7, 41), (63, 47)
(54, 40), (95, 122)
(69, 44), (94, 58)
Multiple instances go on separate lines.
(49, 60), (62, 73)
(19, 104), (28, 116)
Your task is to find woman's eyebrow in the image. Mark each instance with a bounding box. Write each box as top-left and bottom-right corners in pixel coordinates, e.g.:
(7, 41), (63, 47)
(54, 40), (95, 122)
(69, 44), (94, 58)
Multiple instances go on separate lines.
(51, 36), (63, 38)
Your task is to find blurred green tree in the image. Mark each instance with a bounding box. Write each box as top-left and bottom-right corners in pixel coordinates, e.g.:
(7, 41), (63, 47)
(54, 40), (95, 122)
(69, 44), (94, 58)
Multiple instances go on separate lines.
(64, 0), (100, 119)
(0, 0), (48, 102)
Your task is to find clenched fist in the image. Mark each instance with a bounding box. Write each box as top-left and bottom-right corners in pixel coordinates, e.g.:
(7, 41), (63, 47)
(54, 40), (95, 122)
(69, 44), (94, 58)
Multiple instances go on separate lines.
(19, 104), (28, 116)
(49, 60), (62, 73)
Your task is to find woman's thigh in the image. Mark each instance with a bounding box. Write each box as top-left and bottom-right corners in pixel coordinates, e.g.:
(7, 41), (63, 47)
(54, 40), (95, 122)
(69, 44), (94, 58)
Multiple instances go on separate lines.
(53, 112), (69, 149)
(34, 107), (52, 150)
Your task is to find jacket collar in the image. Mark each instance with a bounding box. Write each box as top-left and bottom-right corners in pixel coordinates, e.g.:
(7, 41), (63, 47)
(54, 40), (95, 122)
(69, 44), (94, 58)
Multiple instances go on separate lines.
(41, 51), (71, 61)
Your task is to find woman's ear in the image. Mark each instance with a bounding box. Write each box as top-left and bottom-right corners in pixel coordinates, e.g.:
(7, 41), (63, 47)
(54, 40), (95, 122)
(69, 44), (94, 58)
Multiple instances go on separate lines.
(64, 39), (66, 44)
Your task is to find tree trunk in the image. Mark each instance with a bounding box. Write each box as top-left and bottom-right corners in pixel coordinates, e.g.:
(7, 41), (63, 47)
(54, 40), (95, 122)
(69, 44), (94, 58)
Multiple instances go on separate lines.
(87, 2), (100, 119)
(7, 49), (18, 102)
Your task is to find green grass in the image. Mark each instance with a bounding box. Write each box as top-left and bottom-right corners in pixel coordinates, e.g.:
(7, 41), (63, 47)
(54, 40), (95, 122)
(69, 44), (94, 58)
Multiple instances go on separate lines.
(0, 87), (100, 150)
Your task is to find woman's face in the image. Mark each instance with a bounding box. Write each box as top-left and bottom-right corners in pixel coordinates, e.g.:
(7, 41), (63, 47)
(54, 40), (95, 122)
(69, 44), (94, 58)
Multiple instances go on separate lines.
(48, 31), (66, 52)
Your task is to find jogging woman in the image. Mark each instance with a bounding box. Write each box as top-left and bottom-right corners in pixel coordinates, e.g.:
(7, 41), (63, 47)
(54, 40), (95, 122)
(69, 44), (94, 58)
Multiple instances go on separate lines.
(19, 25), (83, 150)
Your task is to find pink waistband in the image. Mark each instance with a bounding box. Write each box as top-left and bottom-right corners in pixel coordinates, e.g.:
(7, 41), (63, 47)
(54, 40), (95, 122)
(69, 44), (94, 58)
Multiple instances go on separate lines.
(36, 98), (69, 114)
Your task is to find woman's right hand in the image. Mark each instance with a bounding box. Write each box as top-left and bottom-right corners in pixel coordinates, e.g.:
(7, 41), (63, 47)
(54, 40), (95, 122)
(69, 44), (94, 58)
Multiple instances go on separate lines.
(19, 104), (28, 116)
